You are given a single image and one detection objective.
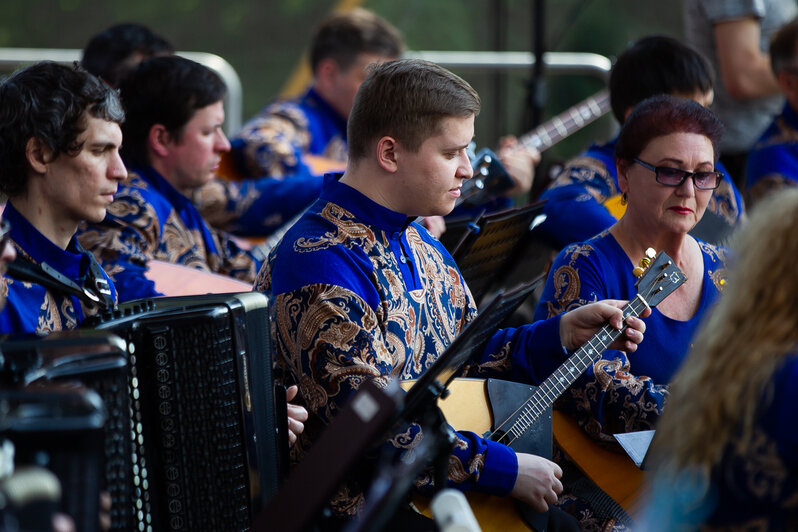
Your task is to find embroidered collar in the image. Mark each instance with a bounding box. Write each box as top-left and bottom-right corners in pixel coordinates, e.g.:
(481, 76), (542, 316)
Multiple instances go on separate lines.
(320, 174), (415, 233)
(5, 202), (92, 280)
(129, 164), (220, 255)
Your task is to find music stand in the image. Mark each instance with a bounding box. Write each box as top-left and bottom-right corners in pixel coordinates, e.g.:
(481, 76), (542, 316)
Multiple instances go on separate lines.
(254, 277), (542, 532)
(451, 201), (545, 304)
(351, 277), (544, 532)
(438, 213), (483, 253)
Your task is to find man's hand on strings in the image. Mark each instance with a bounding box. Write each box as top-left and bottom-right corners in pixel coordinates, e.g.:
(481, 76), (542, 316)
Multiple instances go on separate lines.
(559, 299), (650, 352)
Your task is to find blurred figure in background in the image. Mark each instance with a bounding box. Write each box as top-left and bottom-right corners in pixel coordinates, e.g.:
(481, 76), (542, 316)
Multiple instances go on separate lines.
(230, 8), (404, 179)
(641, 188), (798, 530)
(683, 0), (797, 188)
(81, 22), (174, 88)
(745, 15), (798, 206)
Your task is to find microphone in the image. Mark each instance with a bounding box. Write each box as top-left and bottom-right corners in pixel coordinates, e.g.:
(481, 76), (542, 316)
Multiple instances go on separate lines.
(430, 489), (482, 532)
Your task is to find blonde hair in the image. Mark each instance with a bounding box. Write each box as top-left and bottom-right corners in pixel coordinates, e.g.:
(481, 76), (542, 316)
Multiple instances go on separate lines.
(650, 189), (798, 475)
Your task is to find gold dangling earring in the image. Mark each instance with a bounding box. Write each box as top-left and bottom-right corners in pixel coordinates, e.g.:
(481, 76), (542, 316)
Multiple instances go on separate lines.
(620, 192), (627, 206)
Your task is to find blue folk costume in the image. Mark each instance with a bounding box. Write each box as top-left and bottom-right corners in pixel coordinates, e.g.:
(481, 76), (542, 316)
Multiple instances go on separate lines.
(230, 87), (348, 179)
(191, 174), (322, 237)
(77, 166), (263, 303)
(533, 231), (728, 439)
(257, 174), (575, 517)
(642, 356), (798, 530)
(746, 103), (798, 206)
(0, 203), (117, 335)
(536, 138), (745, 250)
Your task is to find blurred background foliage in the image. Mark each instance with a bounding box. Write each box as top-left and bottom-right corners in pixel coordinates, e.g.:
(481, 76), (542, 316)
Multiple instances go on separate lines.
(0, 0), (684, 183)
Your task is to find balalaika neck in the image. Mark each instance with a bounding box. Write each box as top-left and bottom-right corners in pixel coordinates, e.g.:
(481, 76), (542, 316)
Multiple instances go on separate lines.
(519, 89), (610, 153)
(495, 293), (648, 444)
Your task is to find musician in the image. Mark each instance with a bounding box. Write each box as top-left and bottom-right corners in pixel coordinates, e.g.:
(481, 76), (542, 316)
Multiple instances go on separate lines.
(536, 35), (744, 251)
(746, 16), (798, 207)
(230, 8), (537, 227)
(0, 62), (123, 334)
(80, 22), (174, 89)
(230, 8), (403, 179)
(257, 58), (648, 529)
(80, 22), (323, 239)
(77, 55), (302, 301)
(641, 189), (798, 529)
(533, 95), (729, 527)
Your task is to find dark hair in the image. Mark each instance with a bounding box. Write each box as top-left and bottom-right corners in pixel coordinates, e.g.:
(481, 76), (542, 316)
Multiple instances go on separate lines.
(769, 16), (798, 75)
(81, 23), (174, 88)
(118, 55), (226, 167)
(347, 59), (480, 161)
(310, 8), (405, 73)
(615, 94), (724, 167)
(609, 35), (715, 123)
(0, 61), (124, 197)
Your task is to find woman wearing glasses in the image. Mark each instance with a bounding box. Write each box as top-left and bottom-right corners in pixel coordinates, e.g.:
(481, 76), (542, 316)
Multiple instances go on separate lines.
(533, 94), (729, 442)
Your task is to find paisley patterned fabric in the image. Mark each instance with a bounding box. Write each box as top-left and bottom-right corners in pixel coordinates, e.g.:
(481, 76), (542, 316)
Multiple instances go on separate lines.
(533, 230), (729, 441)
(258, 174), (571, 518)
(230, 87), (348, 179)
(77, 165), (262, 302)
(0, 202), (117, 335)
(746, 103), (798, 207)
(641, 356), (798, 530)
(191, 174), (322, 237)
(536, 138), (745, 250)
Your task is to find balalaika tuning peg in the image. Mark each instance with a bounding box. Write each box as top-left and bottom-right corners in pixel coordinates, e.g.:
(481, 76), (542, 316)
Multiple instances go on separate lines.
(633, 248), (658, 278)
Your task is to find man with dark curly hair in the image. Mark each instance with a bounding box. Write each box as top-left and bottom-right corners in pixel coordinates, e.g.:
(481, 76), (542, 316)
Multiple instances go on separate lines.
(0, 61), (125, 334)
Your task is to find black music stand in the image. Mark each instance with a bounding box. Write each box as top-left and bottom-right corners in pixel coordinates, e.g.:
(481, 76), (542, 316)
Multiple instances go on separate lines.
(438, 213), (484, 253)
(351, 278), (544, 532)
(451, 201), (546, 305)
(254, 278), (542, 532)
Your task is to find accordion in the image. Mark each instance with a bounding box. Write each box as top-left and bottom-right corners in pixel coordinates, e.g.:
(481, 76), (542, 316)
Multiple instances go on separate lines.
(84, 292), (287, 532)
(1, 291), (286, 531)
(0, 329), (128, 532)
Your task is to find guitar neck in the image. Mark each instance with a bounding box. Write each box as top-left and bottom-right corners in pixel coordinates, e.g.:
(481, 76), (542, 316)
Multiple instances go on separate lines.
(497, 295), (648, 442)
(518, 89), (610, 153)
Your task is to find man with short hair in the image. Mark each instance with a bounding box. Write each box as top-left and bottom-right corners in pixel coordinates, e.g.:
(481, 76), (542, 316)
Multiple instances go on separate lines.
(78, 55), (315, 301)
(0, 62), (125, 334)
(80, 22), (324, 239)
(81, 22), (174, 88)
(257, 58), (647, 529)
(231, 8), (404, 179)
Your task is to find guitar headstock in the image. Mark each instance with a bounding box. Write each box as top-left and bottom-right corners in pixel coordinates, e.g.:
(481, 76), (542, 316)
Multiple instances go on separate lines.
(459, 148), (515, 207)
(633, 248), (688, 308)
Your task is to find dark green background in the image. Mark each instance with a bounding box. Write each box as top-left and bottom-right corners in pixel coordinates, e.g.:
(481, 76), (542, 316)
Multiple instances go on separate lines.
(0, 0), (685, 175)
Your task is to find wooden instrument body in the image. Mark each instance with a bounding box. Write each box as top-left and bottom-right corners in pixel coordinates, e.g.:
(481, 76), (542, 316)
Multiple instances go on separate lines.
(145, 260), (252, 297)
(402, 378), (552, 532)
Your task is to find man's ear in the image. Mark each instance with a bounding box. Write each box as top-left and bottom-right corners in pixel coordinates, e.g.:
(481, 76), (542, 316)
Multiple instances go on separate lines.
(25, 138), (53, 175)
(314, 58), (339, 92)
(376, 136), (399, 173)
(148, 124), (172, 158)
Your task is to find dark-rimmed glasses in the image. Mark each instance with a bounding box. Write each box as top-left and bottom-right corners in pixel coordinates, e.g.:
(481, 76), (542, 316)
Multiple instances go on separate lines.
(633, 158), (722, 190)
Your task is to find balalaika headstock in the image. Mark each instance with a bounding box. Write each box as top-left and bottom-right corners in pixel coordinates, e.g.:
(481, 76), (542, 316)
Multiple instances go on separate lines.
(632, 248), (688, 308)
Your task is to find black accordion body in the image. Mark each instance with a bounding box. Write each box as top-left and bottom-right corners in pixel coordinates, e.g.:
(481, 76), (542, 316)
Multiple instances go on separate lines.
(86, 292), (286, 532)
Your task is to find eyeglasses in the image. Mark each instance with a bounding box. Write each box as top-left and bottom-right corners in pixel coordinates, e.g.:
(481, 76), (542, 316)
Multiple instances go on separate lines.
(0, 220), (10, 251)
(633, 159), (722, 190)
